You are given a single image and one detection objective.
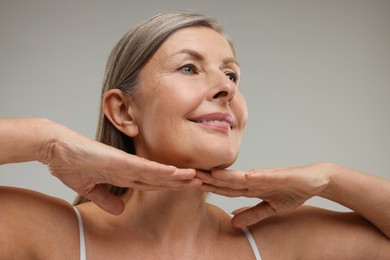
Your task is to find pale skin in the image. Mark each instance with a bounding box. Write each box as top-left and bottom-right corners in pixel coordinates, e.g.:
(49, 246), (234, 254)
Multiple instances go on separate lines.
(1, 26), (389, 259)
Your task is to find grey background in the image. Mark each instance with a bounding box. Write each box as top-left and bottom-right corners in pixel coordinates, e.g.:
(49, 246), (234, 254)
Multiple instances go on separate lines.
(1, 0), (389, 213)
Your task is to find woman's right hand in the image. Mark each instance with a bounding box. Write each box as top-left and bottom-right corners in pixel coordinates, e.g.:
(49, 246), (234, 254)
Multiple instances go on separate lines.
(41, 121), (201, 214)
(1, 118), (200, 214)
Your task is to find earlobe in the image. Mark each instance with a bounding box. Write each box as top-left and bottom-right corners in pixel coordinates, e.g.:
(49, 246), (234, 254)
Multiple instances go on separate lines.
(103, 89), (139, 137)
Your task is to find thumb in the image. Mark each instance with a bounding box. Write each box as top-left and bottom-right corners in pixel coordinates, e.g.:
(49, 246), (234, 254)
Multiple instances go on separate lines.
(232, 206), (251, 215)
(231, 201), (276, 228)
(83, 185), (125, 215)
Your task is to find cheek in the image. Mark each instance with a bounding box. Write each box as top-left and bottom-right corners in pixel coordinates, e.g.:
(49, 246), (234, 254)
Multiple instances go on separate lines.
(134, 90), (196, 143)
(232, 94), (248, 129)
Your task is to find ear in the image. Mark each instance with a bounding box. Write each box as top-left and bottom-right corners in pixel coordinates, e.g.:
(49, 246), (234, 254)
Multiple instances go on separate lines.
(103, 89), (139, 137)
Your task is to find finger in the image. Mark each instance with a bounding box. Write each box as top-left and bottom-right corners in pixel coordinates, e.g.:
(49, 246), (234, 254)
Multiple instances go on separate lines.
(211, 169), (248, 184)
(167, 167), (197, 180)
(129, 155), (196, 178)
(196, 170), (247, 189)
(132, 178), (202, 191)
(231, 201), (276, 228)
(136, 172), (201, 187)
(198, 184), (249, 197)
(195, 171), (233, 188)
(111, 152), (196, 181)
(102, 167), (196, 189)
(83, 185), (125, 215)
(245, 168), (289, 182)
(195, 170), (215, 183)
(134, 160), (196, 181)
(232, 206), (251, 215)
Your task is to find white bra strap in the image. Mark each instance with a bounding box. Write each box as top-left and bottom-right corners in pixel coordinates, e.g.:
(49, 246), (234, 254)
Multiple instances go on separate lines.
(73, 206), (87, 260)
(242, 226), (262, 260)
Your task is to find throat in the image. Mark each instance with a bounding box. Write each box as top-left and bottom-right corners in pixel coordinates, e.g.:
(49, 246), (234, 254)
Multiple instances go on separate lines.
(121, 189), (215, 241)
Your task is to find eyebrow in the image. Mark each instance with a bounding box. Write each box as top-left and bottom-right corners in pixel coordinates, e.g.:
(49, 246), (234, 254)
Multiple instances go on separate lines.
(172, 49), (240, 68)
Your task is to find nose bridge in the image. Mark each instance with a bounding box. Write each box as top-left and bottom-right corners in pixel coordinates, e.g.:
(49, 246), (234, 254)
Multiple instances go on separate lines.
(208, 68), (236, 102)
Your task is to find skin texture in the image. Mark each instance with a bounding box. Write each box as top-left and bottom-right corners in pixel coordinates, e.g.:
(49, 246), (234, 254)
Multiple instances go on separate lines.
(0, 118), (200, 214)
(1, 27), (390, 259)
(104, 26), (247, 170)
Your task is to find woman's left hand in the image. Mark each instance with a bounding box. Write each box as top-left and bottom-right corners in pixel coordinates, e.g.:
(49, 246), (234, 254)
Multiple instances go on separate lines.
(197, 163), (331, 228)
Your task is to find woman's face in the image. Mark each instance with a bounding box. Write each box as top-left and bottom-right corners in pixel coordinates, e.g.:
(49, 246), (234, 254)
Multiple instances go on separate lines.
(130, 26), (248, 170)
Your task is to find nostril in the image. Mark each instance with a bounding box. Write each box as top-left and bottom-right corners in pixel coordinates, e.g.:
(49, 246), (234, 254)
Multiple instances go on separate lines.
(213, 91), (228, 99)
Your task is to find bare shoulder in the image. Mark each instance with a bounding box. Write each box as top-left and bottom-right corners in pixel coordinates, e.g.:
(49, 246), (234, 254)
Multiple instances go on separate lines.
(0, 186), (80, 259)
(248, 205), (390, 259)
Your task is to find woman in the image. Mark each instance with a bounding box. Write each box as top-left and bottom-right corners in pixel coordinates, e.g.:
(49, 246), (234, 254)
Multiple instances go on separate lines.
(1, 12), (389, 259)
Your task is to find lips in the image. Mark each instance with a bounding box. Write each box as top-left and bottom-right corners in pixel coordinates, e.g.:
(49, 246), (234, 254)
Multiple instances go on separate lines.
(189, 112), (236, 129)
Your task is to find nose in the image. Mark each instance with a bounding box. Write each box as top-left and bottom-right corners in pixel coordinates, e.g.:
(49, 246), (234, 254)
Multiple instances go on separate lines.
(208, 71), (237, 104)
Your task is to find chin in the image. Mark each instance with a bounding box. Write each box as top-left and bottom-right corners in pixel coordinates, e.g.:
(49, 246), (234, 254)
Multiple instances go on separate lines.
(213, 159), (236, 170)
(149, 145), (240, 170)
(192, 154), (238, 171)
(195, 162), (235, 172)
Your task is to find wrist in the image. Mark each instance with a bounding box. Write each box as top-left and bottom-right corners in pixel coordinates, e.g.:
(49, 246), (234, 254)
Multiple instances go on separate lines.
(317, 162), (344, 201)
(34, 118), (60, 164)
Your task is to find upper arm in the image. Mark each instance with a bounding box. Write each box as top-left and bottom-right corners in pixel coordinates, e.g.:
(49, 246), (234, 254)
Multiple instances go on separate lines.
(301, 208), (390, 258)
(0, 186), (79, 259)
(249, 206), (390, 259)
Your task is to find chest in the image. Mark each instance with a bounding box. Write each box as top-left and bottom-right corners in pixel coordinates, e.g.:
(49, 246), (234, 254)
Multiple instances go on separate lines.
(84, 233), (258, 260)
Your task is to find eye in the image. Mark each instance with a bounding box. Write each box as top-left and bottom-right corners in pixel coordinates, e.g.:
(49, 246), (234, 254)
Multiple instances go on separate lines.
(179, 64), (198, 75)
(226, 72), (239, 84)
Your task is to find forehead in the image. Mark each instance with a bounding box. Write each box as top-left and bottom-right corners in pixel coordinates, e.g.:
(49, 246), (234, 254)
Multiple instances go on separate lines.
(156, 26), (235, 59)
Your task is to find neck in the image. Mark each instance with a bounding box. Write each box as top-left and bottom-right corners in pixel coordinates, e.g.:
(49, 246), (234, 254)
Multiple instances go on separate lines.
(116, 189), (222, 242)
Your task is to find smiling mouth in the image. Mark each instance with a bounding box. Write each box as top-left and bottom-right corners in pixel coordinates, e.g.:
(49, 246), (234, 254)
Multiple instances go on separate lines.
(189, 119), (233, 129)
(188, 113), (236, 130)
